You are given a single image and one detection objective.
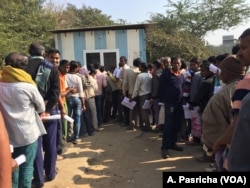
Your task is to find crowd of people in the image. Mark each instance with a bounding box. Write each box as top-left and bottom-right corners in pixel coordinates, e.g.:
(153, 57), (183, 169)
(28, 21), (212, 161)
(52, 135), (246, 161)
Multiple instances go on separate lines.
(1, 28), (250, 188)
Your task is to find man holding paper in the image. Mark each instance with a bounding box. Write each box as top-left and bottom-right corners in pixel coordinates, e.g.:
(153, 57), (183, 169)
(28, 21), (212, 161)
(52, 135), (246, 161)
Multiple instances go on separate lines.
(130, 62), (152, 131)
(0, 52), (46, 188)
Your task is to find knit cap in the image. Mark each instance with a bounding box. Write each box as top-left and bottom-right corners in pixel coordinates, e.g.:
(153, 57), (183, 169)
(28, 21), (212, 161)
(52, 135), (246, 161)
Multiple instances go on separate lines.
(78, 67), (90, 75)
(220, 55), (246, 76)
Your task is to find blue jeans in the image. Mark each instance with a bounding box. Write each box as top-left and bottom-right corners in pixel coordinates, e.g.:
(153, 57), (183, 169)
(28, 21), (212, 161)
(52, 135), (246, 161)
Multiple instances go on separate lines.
(67, 96), (82, 140)
(12, 140), (38, 188)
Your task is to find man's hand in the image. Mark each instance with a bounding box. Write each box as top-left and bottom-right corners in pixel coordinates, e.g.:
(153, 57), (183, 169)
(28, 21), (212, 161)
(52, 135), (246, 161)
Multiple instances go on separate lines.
(12, 159), (18, 172)
(213, 139), (225, 154)
(40, 112), (50, 122)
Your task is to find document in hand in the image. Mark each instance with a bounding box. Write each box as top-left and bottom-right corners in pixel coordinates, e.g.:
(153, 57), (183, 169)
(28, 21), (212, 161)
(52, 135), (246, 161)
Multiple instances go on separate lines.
(15, 154), (26, 166)
(142, 100), (152, 109)
(121, 97), (136, 110)
(41, 114), (74, 123)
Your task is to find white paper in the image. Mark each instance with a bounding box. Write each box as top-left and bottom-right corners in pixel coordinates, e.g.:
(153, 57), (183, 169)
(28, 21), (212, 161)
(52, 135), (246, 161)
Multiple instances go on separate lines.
(158, 102), (164, 106)
(214, 86), (222, 94)
(182, 104), (191, 119)
(42, 114), (74, 123)
(158, 105), (165, 125)
(15, 154), (26, 166)
(209, 64), (221, 74)
(64, 115), (74, 123)
(121, 97), (136, 110)
(142, 100), (152, 109)
(10, 145), (13, 153)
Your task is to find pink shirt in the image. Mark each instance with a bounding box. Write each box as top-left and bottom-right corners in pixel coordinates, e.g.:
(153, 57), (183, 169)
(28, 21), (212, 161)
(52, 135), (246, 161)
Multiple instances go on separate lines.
(94, 69), (107, 96)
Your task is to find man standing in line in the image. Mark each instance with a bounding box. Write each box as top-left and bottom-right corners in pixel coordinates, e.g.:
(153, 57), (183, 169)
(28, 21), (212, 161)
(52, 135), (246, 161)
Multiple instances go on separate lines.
(118, 56), (130, 127)
(122, 58), (141, 130)
(93, 63), (107, 128)
(158, 56), (185, 159)
(47, 49), (75, 160)
(25, 42), (60, 188)
(226, 28), (250, 171)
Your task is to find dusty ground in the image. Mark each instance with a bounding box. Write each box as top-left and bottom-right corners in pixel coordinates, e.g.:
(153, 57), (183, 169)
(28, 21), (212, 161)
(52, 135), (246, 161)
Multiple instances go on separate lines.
(44, 122), (209, 188)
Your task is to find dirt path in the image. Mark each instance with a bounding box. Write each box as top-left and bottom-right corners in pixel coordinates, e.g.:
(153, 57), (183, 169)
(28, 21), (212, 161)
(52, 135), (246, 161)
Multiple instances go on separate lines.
(44, 122), (208, 188)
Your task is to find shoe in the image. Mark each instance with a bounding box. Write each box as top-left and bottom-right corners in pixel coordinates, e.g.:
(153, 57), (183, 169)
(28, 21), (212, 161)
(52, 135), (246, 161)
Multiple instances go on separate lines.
(73, 139), (81, 144)
(143, 127), (151, 132)
(126, 125), (135, 130)
(152, 124), (163, 132)
(205, 167), (217, 172)
(79, 133), (89, 138)
(89, 132), (95, 136)
(161, 149), (170, 159)
(170, 144), (183, 151)
(61, 147), (68, 154)
(57, 155), (64, 161)
(185, 140), (200, 146)
(194, 153), (214, 163)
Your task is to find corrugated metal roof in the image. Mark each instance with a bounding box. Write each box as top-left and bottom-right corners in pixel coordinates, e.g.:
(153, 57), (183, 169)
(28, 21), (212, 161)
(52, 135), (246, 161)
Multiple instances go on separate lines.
(49, 23), (157, 33)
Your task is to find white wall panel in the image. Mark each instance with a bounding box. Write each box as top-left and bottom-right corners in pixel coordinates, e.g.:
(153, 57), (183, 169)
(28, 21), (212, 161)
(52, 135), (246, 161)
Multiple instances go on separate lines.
(106, 30), (116, 49)
(85, 31), (95, 50)
(127, 30), (140, 65)
(61, 33), (75, 60)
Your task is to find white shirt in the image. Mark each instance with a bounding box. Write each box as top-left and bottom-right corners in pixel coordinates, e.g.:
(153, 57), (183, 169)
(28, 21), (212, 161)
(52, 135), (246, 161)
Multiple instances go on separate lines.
(132, 72), (152, 98)
(66, 73), (85, 98)
(0, 82), (45, 147)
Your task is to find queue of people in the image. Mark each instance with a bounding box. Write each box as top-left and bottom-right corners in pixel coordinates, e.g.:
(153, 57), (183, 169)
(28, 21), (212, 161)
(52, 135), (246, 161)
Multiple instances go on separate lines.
(1, 27), (250, 188)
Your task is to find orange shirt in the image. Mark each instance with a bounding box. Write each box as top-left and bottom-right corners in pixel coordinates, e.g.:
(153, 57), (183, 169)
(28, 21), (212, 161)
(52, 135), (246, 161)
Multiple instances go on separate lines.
(59, 71), (67, 104)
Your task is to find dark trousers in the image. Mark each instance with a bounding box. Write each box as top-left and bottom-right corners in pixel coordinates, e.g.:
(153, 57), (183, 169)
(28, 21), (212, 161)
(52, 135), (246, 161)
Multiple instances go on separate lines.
(57, 118), (66, 154)
(111, 90), (119, 119)
(33, 107), (58, 187)
(161, 103), (183, 150)
(81, 101), (95, 135)
(95, 95), (103, 127)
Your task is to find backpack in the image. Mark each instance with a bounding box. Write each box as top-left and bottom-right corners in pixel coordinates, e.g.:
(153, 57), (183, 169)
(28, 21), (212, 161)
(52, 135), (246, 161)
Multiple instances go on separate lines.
(35, 59), (53, 94)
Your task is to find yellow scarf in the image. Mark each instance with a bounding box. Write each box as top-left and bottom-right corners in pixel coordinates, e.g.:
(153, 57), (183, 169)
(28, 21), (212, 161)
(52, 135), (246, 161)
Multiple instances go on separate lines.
(0, 65), (36, 86)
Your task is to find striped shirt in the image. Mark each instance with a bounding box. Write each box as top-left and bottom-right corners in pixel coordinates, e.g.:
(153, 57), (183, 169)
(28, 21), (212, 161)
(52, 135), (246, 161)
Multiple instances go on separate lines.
(231, 74), (250, 115)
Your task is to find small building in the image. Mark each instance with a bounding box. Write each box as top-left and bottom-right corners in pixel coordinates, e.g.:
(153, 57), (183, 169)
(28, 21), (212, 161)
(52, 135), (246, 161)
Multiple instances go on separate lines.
(50, 23), (156, 70)
(222, 35), (236, 46)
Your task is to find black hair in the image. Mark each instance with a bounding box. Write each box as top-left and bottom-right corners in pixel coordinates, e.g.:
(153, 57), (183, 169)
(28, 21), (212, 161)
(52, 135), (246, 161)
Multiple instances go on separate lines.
(69, 60), (79, 72)
(152, 59), (161, 69)
(133, 57), (141, 67)
(239, 28), (250, 39)
(28, 42), (45, 56)
(189, 57), (200, 65)
(89, 68), (97, 75)
(180, 60), (187, 70)
(139, 62), (148, 70)
(232, 44), (240, 55)
(5, 52), (28, 70)
(215, 53), (229, 62)
(59, 59), (70, 67)
(120, 56), (127, 62)
(99, 65), (105, 72)
(93, 62), (100, 69)
(207, 56), (216, 64)
(48, 48), (60, 55)
(201, 59), (210, 70)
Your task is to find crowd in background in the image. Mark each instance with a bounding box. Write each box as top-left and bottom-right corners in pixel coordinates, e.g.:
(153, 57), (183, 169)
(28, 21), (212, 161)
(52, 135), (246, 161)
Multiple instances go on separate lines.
(1, 28), (250, 188)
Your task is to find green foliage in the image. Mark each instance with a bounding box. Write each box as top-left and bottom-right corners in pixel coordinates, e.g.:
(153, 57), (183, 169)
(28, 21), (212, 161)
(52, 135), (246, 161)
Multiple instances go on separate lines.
(0, 0), (248, 67)
(146, 29), (215, 62)
(0, 0), (55, 66)
(165, 0), (250, 37)
(54, 4), (115, 29)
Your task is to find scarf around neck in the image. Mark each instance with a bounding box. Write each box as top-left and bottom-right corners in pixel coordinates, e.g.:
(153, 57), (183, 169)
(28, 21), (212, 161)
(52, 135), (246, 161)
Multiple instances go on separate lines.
(0, 65), (36, 86)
